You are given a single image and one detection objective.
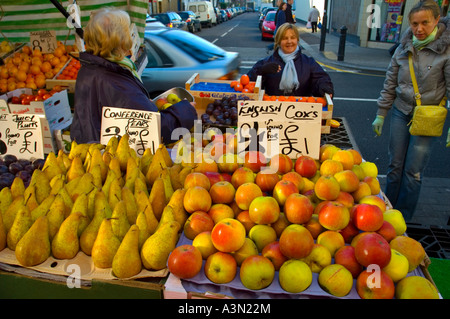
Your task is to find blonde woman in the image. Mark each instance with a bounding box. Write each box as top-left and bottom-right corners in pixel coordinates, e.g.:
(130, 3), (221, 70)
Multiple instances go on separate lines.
(248, 23), (333, 97)
(71, 8), (197, 144)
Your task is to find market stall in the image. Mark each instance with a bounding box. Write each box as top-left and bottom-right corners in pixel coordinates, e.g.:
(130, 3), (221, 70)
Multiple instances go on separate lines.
(0, 1), (443, 300)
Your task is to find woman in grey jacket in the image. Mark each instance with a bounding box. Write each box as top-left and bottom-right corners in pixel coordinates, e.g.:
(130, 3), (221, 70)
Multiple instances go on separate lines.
(372, 0), (450, 222)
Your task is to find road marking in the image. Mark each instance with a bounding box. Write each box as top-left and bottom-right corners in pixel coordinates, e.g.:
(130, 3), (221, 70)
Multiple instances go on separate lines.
(213, 24), (240, 44)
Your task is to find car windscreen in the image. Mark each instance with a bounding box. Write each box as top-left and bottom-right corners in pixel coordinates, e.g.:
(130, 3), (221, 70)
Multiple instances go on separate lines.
(159, 30), (226, 63)
(265, 12), (276, 22)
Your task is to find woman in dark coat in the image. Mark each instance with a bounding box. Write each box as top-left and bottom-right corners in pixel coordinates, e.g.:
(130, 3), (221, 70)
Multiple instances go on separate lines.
(248, 23), (333, 97)
(71, 8), (197, 144)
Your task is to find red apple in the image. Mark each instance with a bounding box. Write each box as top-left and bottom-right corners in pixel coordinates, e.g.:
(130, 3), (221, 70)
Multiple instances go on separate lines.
(184, 172), (211, 191)
(183, 186), (212, 213)
(236, 210), (256, 234)
(354, 233), (391, 268)
(317, 201), (350, 231)
(281, 171), (305, 192)
(209, 180), (236, 204)
(272, 179), (299, 206)
(235, 182), (263, 211)
(204, 251), (237, 284)
(269, 153), (293, 175)
(334, 245), (363, 278)
(279, 224), (314, 259)
(338, 221), (360, 244)
(208, 203), (235, 224)
(167, 244), (202, 279)
(356, 268), (395, 299)
(376, 220), (397, 243)
(353, 203), (384, 232)
(183, 211), (215, 240)
(255, 171), (280, 193)
(262, 241), (288, 271)
(294, 155), (318, 178)
(204, 171), (225, 186)
(231, 167), (255, 189)
(248, 196), (280, 225)
(243, 151), (267, 173)
(283, 193), (314, 224)
(210, 218), (246, 253)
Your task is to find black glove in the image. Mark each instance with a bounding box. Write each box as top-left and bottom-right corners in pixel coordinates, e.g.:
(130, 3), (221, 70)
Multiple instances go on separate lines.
(261, 62), (279, 75)
(318, 85), (334, 96)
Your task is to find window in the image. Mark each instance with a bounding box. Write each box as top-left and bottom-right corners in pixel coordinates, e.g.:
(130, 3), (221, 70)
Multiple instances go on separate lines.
(198, 5), (206, 12)
(368, 0), (406, 43)
(144, 38), (173, 68)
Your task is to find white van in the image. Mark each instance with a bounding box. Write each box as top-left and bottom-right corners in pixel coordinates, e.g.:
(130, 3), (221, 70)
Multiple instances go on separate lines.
(188, 1), (217, 27)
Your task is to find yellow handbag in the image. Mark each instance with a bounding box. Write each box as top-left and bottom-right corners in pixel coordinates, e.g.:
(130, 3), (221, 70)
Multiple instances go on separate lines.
(408, 53), (447, 137)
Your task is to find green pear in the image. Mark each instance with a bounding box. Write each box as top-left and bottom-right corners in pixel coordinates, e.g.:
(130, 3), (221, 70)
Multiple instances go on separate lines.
(51, 211), (83, 259)
(121, 186), (138, 225)
(105, 135), (119, 155)
(116, 134), (131, 172)
(108, 177), (122, 210)
(91, 218), (121, 268)
(70, 172), (95, 202)
(70, 193), (90, 236)
(29, 169), (51, 204)
(167, 188), (188, 227)
(135, 211), (151, 250)
(42, 151), (64, 181)
(159, 167), (174, 203)
(10, 177), (25, 200)
(2, 195), (25, 233)
(141, 220), (180, 270)
(134, 176), (149, 197)
(64, 175), (82, 198)
(124, 166), (140, 194)
(139, 148), (153, 177)
(149, 177), (166, 221)
(80, 196), (107, 256)
(111, 200), (130, 241)
(56, 149), (71, 173)
(89, 164), (103, 189)
(143, 203), (158, 235)
(0, 213), (6, 251)
(112, 224), (142, 279)
(24, 184), (39, 212)
(68, 141), (91, 162)
(57, 187), (73, 218)
(93, 190), (112, 219)
(66, 155), (85, 183)
(0, 187), (13, 215)
(7, 206), (32, 251)
(47, 194), (67, 240)
(145, 151), (167, 187)
(108, 157), (122, 181)
(87, 187), (99, 220)
(30, 194), (55, 222)
(49, 175), (65, 195)
(87, 148), (108, 183)
(169, 164), (183, 190)
(15, 216), (51, 266)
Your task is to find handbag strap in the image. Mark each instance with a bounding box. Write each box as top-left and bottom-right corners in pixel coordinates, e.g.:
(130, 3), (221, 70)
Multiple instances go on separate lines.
(408, 52), (447, 107)
(408, 52), (422, 106)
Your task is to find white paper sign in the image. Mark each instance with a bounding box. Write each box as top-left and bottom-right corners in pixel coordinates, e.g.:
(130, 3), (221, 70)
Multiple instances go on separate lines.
(30, 30), (57, 54)
(237, 100), (322, 160)
(100, 106), (161, 156)
(0, 113), (44, 160)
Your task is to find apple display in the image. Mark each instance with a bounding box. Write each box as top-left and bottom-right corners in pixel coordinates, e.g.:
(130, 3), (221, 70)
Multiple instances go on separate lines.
(204, 251), (237, 284)
(279, 259), (313, 293)
(239, 255), (275, 290)
(167, 244), (203, 279)
(210, 218), (246, 253)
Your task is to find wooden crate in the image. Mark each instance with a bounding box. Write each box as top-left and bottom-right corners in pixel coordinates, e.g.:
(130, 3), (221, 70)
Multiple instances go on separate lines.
(186, 72), (264, 100)
(46, 57), (76, 93)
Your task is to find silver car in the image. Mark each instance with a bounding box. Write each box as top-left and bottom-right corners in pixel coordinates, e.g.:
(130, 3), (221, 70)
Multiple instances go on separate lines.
(141, 28), (240, 97)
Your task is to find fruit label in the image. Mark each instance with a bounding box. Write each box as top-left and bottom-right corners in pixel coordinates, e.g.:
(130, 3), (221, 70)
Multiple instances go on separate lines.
(100, 106), (161, 156)
(30, 30), (57, 54)
(237, 100), (322, 160)
(0, 113), (45, 160)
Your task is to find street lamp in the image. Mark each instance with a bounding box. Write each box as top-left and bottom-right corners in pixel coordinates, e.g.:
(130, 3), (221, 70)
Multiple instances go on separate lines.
(319, 0), (329, 52)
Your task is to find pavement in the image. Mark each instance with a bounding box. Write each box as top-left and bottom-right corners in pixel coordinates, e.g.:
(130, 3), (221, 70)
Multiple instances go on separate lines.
(295, 22), (450, 234)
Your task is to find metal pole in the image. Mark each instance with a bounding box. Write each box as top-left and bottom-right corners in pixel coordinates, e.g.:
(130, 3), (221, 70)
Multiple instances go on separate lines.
(337, 25), (347, 61)
(319, 0), (329, 52)
(49, 0), (84, 39)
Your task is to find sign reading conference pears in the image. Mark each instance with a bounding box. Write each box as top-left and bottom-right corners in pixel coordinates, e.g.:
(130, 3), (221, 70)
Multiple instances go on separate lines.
(100, 106), (161, 156)
(237, 100), (322, 160)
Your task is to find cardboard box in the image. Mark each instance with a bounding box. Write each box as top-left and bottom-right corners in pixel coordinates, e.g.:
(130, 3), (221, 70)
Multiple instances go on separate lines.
(186, 73), (264, 100)
(46, 57), (77, 93)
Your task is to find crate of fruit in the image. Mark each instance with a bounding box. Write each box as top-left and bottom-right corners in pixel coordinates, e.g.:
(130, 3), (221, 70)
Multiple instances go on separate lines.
(262, 93), (334, 134)
(46, 55), (80, 93)
(186, 73), (264, 100)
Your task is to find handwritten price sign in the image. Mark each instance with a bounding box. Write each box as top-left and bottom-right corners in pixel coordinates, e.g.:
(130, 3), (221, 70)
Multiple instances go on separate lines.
(100, 106), (161, 156)
(0, 113), (44, 160)
(30, 30), (57, 54)
(237, 100), (322, 160)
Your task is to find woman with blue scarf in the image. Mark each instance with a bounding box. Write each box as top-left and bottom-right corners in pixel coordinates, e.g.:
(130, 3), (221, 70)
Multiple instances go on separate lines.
(71, 8), (197, 144)
(372, 0), (450, 222)
(248, 23), (333, 97)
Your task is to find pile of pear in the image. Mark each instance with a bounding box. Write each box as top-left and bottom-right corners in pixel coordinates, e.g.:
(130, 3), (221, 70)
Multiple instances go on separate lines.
(0, 134), (194, 279)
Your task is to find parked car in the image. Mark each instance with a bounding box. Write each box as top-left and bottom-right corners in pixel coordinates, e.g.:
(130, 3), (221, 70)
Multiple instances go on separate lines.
(178, 11), (202, 33)
(261, 11), (276, 40)
(220, 9), (228, 22)
(187, 1), (217, 27)
(141, 28), (240, 97)
(214, 7), (223, 24)
(225, 8), (233, 19)
(151, 12), (188, 31)
(145, 15), (166, 29)
(259, 7), (277, 30)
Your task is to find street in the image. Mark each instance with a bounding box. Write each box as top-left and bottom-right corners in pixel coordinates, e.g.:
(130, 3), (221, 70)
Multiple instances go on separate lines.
(196, 11), (450, 179)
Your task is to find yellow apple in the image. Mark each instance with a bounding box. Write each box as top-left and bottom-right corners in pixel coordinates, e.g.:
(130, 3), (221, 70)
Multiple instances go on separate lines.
(192, 231), (217, 259)
(383, 209), (407, 235)
(395, 276), (440, 299)
(300, 243), (332, 273)
(382, 249), (409, 283)
(279, 259), (313, 293)
(248, 224), (277, 252)
(359, 161), (378, 178)
(232, 237), (259, 266)
(318, 264), (354, 297)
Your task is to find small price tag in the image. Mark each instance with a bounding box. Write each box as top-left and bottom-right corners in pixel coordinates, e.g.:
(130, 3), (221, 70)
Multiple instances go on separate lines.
(30, 30), (57, 54)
